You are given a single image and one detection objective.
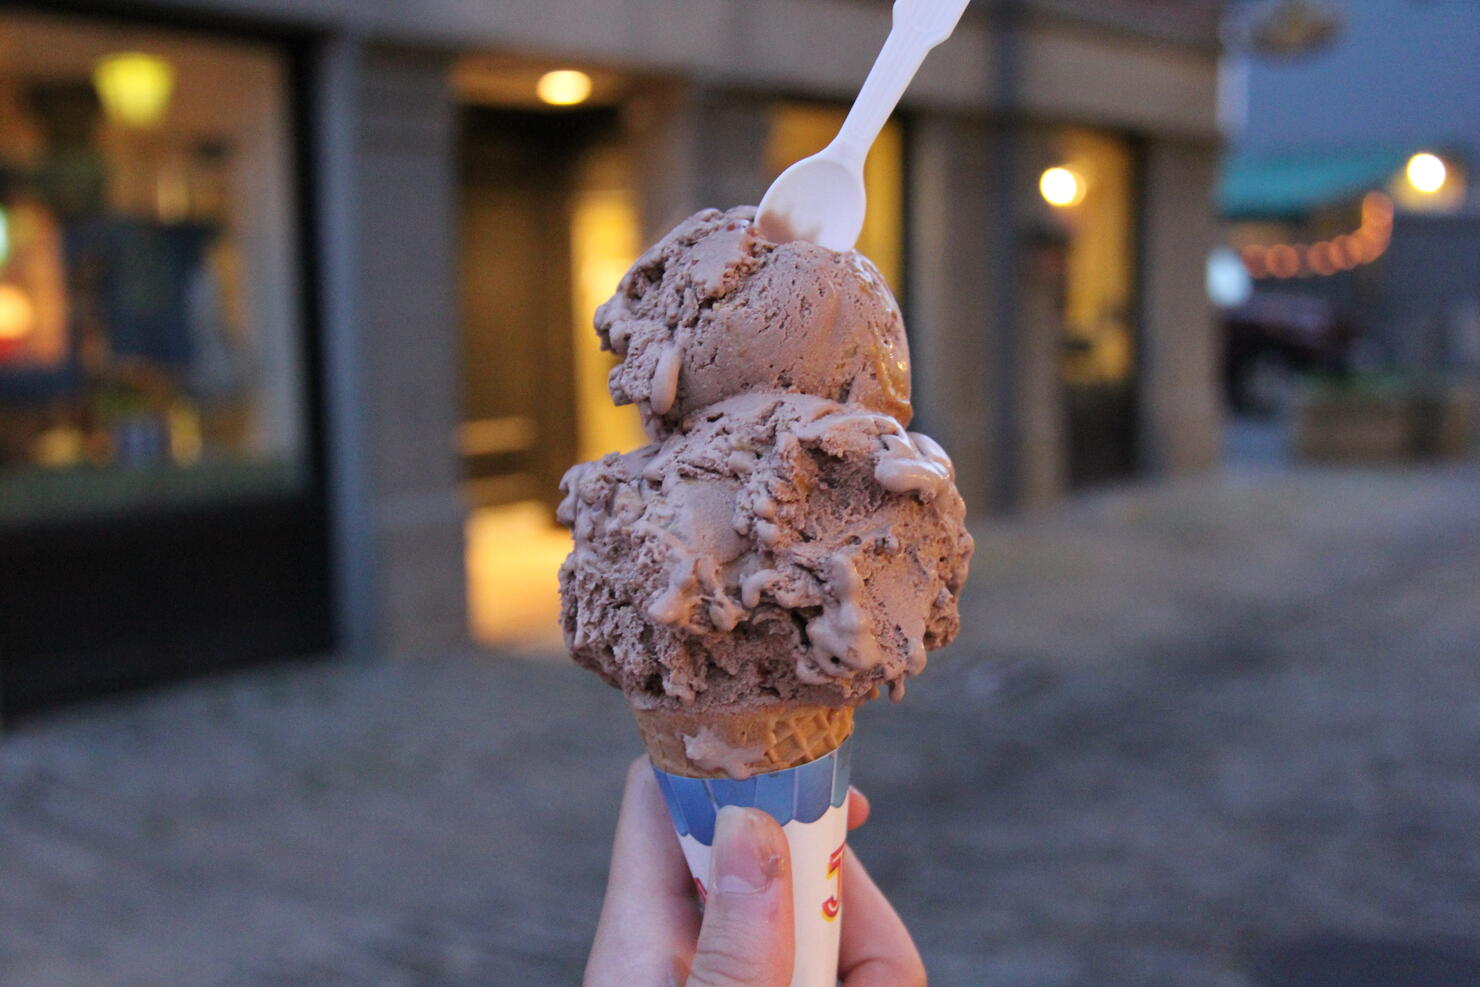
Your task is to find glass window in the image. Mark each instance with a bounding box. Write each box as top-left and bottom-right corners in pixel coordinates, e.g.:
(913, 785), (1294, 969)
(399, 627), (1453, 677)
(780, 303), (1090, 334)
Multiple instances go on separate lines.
(0, 12), (307, 527)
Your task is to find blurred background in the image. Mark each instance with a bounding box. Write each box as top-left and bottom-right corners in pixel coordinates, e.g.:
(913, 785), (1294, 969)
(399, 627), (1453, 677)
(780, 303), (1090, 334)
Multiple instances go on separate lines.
(0, 0), (1476, 983)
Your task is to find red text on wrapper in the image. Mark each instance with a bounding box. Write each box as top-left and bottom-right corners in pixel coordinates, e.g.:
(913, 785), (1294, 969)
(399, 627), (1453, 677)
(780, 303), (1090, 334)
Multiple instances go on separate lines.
(821, 843), (845, 921)
(694, 876), (708, 904)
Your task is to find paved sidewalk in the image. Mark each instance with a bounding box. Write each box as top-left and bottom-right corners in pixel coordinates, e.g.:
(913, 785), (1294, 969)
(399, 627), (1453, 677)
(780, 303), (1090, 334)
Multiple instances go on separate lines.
(3, 464), (1479, 985)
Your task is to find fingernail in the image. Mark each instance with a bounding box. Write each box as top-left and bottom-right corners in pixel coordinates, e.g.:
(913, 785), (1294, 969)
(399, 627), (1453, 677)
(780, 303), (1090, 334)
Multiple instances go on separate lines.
(711, 806), (785, 895)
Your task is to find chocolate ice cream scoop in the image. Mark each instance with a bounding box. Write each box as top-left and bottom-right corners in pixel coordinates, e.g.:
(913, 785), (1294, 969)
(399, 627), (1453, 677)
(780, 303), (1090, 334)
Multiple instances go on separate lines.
(597, 206), (912, 438)
(561, 207), (970, 715)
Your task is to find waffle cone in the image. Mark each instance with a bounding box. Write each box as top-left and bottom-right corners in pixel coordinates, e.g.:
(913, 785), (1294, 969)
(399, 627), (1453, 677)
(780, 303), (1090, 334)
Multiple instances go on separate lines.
(633, 704), (854, 778)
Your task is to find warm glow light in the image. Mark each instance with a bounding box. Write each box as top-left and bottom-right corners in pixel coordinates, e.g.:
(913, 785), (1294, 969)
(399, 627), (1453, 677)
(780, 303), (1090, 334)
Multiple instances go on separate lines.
(1362, 190), (1394, 225)
(536, 69), (592, 106)
(0, 283), (35, 341)
(1039, 166), (1084, 207)
(1307, 240), (1336, 276)
(1239, 191), (1393, 280)
(1405, 152), (1447, 194)
(92, 52), (176, 129)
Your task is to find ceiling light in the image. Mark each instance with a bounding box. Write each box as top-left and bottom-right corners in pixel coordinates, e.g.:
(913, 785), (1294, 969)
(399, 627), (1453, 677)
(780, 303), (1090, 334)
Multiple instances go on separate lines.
(537, 69), (592, 107)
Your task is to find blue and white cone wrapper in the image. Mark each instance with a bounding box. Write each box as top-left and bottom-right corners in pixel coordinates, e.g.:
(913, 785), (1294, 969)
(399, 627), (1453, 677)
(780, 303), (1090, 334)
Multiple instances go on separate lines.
(651, 737), (852, 987)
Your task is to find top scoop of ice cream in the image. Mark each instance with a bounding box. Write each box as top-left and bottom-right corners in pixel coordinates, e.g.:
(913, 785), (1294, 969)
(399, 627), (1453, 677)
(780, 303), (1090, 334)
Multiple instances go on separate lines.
(560, 208), (972, 712)
(597, 206), (912, 438)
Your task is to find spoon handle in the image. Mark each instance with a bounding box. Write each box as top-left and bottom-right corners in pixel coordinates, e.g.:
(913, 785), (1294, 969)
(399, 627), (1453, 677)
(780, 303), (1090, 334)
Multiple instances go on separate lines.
(831, 0), (972, 165)
(896, 0), (976, 43)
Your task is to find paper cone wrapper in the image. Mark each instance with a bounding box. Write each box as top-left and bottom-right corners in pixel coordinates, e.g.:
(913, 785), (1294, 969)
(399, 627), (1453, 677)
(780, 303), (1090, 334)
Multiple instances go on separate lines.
(639, 706), (854, 987)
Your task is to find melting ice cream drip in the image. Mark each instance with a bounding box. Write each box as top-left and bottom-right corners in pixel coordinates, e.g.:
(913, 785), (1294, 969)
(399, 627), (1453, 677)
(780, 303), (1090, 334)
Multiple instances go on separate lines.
(800, 554), (885, 684)
(650, 341), (683, 416)
(682, 726), (767, 779)
(874, 430), (955, 500)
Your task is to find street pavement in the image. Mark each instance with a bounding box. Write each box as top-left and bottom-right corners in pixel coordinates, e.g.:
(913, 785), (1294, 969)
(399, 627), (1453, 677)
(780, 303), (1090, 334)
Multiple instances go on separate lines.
(2, 463), (1479, 985)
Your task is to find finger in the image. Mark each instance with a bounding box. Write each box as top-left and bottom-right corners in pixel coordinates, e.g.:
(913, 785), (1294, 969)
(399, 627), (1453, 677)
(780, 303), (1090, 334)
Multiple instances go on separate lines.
(846, 787), (871, 831)
(585, 758), (701, 986)
(686, 807), (794, 987)
(839, 847), (925, 987)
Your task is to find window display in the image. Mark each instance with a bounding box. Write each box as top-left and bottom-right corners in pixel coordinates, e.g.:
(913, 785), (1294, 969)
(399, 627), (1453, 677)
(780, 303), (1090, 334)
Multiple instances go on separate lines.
(0, 12), (306, 525)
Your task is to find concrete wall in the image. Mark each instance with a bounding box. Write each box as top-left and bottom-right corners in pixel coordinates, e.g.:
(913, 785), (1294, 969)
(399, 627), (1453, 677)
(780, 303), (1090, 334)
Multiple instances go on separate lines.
(317, 40), (469, 659)
(150, 0), (1219, 136)
(1139, 138), (1223, 475)
(907, 114), (997, 514)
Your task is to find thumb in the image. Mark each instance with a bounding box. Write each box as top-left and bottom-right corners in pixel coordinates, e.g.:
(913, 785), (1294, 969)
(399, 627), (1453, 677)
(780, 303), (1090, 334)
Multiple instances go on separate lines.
(687, 806), (794, 987)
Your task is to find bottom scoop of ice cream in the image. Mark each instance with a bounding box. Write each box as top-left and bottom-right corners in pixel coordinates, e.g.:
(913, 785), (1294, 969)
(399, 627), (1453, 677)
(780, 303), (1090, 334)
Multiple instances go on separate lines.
(559, 392), (972, 710)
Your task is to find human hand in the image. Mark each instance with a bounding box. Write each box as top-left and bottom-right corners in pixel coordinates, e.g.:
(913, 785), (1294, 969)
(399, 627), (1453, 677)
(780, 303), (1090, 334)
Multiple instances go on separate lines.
(585, 757), (926, 986)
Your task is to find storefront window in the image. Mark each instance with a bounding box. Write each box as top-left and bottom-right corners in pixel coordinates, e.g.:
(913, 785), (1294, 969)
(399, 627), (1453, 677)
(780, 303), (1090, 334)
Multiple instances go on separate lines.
(0, 12), (306, 526)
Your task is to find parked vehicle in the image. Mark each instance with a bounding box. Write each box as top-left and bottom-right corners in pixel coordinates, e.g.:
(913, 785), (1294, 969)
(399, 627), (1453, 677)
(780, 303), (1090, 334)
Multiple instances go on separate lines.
(1222, 292), (1358, 416)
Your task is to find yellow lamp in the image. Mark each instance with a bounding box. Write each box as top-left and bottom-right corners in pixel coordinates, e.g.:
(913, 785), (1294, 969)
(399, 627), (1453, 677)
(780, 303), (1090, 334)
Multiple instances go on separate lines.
(1405, 152), (1447, 194)
(93, 52), (176, 129)
(0, 283), (35, 342)
(1039, 166), (1085, 207)
(536, 69), (592, 107)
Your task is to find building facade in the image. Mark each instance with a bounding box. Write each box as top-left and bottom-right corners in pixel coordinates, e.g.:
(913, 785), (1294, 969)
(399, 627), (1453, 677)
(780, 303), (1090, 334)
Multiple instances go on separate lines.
(0, 0), (1222, 717)
(1219, 0), (1480, 380)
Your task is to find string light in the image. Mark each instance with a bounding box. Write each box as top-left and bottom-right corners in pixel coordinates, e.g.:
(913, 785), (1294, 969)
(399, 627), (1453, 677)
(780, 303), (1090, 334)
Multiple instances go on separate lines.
(1239, 192), (1393, 279)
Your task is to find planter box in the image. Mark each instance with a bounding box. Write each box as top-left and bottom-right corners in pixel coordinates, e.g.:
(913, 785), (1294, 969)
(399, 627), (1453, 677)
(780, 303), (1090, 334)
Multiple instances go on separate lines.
(1294, 384), (1478, 463)
(1294, 393), (1411, 462)
(1413, 385), (1479, 459)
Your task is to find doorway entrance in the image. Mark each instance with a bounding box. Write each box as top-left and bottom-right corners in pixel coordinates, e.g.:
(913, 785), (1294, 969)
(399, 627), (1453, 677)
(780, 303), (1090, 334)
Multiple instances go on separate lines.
(459, 106), (602, 512)
(1031, 127), (1140, 490)
(455, 79), (644, 649)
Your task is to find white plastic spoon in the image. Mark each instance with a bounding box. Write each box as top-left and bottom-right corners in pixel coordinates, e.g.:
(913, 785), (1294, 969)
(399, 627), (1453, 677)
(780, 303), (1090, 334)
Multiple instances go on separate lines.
(756, 0), (974, 251)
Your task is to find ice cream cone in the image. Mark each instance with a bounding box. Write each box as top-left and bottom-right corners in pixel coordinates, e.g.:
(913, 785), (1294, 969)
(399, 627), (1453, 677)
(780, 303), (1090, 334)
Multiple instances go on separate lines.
(644, 717), (854, 987)
(632, 704), (854, 779)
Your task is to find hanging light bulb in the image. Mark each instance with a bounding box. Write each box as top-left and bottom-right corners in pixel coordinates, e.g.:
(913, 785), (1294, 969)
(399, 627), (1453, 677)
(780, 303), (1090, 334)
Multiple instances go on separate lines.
(93, 52), (176, 129)
(1039, 166), (1085, 207)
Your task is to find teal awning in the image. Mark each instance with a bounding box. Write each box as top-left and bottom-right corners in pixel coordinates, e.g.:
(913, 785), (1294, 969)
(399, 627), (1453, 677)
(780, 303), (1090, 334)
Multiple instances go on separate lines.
(1219, 150), (1406, 218)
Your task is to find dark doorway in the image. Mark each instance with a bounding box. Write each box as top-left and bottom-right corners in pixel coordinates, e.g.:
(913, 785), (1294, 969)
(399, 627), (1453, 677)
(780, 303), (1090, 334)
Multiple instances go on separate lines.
(1064, 381), (1138, 487)
(1040, 128), (1140, 490)
(458, 106), (616, 512)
